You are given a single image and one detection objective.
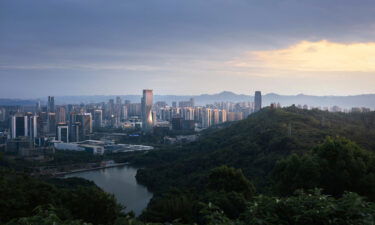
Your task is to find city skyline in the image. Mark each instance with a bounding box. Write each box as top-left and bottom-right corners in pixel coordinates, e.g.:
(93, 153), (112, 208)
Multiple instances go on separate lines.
(2, 0), (375, 98)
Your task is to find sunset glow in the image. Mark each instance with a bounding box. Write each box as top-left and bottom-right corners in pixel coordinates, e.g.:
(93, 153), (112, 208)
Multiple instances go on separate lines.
(232, 40), (375, 72)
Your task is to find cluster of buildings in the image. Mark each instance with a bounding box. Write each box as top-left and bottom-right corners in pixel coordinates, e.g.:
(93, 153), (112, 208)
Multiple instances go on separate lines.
(0, 90), (262, 154)
(0, 90), (264, 155)
(2, 89), (374, 156)
(295, 104), (371, 113)
(142, 90), (263, 131)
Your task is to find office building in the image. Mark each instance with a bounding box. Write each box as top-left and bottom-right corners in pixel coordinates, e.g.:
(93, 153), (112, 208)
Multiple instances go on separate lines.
(254, 91), (262, 112)
(11, 114), (28, 139)
(93, 110), (103, 129)
(128, 103), (141, 117)
(56, 106), (66, 123)
(69, 122), (80, 142)
(141, 89), (154, 131)
(47, 96), (55, 113)
(116, 96), (122, 105)
(47, 113), (56, 135)
(75, 113), (92, 140)
(28, 115), (38, 139)
(0, 108), (5, 122)
(57, 123), (69, 142)
(178, 98), (195, 108)
(121, 105), (128, 120)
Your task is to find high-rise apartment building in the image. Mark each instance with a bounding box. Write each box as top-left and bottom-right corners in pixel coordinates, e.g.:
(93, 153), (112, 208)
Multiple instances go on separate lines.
(254, 91), (262, 112)
(219, 109), (227, 123)
(56, 106), (66, 123)
(121, 105), (128, 120)
(212, 109), (220, 125)
(141, 89), (153, 131)
(202, 108), (212, 128)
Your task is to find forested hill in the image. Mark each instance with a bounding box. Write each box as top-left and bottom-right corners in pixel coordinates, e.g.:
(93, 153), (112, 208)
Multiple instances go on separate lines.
(135, 107), (375, 193)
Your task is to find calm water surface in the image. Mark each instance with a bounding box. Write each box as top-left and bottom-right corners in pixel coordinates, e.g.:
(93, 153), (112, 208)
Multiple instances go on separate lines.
(65, 166), (153, 216)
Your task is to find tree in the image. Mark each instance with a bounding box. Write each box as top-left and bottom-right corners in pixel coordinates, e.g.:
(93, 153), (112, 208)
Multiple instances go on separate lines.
(241, 189), (375, 225)
(272, 137), (375, 200)
(207, 166), (255, 199)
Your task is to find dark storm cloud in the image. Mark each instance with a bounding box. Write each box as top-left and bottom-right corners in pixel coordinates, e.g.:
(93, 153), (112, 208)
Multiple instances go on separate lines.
(1, 0), (375, 97)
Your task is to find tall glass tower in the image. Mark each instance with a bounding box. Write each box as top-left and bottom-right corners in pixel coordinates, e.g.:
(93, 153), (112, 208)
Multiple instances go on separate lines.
(141, 89), (154, 131)
(47, 96), (55, 113)
(254, 91), (262, 112)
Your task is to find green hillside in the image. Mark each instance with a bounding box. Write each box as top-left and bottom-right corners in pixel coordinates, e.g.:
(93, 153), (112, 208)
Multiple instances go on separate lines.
(135, 107), (375, 193)
(2, 107), (375, 225)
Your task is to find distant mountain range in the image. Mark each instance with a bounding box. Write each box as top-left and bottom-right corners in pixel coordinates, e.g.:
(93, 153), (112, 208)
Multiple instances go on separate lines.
(1, 91), (375, 109)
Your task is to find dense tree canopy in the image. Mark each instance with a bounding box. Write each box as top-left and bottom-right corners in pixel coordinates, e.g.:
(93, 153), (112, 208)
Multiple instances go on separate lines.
(272, 137), (375, 200)
(3, 108), (375, 225)
(135, 108), (375, 195)
(0, 170), (123, 225)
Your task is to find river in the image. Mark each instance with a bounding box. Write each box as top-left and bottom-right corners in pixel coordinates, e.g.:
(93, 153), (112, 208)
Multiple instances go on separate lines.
(64, 165), (153, 216)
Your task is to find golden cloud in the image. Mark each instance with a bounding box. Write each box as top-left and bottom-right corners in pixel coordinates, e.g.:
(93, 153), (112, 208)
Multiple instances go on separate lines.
(230, 40), (375, 72)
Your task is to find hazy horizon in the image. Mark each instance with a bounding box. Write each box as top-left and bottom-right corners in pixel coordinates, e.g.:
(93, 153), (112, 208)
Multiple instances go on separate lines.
(3, 90), (375, 100)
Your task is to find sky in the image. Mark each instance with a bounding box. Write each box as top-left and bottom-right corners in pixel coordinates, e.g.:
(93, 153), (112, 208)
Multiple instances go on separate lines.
(1, 0), (375, 98)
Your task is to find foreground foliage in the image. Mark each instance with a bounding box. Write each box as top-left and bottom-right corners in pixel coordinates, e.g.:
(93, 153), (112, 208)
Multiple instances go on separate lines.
(0, 171), (123, 225)
(272, 137), (375, 200)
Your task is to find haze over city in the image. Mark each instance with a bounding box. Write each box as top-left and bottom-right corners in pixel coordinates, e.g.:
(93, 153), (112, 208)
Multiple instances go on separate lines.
(2, 0), (375, 98)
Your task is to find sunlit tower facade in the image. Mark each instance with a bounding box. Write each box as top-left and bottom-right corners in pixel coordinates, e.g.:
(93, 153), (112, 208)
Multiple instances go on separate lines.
(141, 89), (154, 131)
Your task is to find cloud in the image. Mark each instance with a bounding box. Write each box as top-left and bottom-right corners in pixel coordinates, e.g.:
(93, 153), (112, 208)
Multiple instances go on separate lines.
(229, 40), (375, 72)
(0, 63), (161, 72)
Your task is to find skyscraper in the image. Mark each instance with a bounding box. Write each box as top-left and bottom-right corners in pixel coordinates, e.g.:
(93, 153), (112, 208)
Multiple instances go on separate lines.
(0, 108), (5, 122)
(28, 115), (38, 139)
(35, 101), (41, 113)
(76, 113), (92, 140)
(141, 89), (153, 131)
(69, 122), (80, 142)
(47, 96), (55, 113)
(254, 91), (262, 112)
(116, 96), (122, 105)
(93, 110), (103, 129)
(47, 113), (56, 135)
(202, 108), (212, 128)
(57, 123), (69, 142)
(11, 114), (28, 139)
(56, 106), (66, 123)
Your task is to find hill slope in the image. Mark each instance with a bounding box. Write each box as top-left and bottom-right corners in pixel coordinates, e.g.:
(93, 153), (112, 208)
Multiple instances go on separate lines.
(135, 107), (375, 193)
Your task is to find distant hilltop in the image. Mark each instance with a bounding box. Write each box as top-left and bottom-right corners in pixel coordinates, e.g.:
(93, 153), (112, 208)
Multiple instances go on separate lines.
(1, 91), (375, 109)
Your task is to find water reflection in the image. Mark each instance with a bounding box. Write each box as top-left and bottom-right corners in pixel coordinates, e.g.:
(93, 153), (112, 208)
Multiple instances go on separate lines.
(65, 166), (152, 216)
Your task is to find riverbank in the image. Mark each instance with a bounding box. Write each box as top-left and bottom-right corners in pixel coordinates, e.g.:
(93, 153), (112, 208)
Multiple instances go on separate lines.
(54, 162), (129, 176)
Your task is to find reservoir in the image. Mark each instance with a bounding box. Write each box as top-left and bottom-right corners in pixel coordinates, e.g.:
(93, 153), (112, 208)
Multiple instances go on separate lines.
(65, 165), (153, 216)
